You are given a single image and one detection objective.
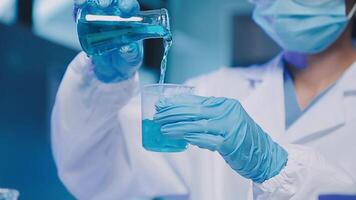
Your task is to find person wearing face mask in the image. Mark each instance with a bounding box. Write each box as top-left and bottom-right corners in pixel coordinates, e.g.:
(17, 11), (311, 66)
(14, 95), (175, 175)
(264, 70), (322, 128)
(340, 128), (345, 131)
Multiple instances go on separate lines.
(52, 0), (356, 199)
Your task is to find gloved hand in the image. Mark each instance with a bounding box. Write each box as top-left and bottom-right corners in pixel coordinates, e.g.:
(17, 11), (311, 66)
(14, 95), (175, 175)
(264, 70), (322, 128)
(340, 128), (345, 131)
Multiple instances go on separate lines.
(154, 95), (288, 183)
(74, 0), (143, 83)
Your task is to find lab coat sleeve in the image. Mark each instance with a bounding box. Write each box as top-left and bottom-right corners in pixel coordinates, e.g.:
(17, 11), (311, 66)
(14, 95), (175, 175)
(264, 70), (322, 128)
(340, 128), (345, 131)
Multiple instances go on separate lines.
(51, 53), (188, 199)
(252, 145), (356, 200)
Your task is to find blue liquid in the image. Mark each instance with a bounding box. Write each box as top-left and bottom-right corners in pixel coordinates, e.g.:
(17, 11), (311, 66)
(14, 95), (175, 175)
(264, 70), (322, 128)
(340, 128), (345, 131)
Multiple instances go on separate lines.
(78, 20), (171, 56)
(158, 39), (172, 84)
(142, 119), (187, 152)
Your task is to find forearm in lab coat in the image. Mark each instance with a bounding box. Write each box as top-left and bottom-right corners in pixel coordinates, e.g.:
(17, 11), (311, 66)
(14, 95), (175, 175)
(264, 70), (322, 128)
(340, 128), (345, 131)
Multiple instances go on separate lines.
(252, 145), (356, 200)
(51, 54), (142, 199)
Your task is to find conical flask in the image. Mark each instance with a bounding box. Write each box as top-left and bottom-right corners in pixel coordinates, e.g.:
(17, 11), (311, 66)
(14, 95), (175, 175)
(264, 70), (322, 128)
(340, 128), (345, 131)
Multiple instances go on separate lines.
(77, 6), (171, 56)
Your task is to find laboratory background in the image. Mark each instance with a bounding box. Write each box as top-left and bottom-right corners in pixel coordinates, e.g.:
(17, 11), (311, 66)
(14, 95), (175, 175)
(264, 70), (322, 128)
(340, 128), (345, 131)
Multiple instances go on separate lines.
(0, 0), (282, 199)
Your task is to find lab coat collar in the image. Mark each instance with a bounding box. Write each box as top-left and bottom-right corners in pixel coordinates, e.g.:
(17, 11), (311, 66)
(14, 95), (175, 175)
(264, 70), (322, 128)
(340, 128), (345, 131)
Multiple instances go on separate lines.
(338, 61), (356, 92)
(287, 60), (356, 144)
(241, 55), (356, 145)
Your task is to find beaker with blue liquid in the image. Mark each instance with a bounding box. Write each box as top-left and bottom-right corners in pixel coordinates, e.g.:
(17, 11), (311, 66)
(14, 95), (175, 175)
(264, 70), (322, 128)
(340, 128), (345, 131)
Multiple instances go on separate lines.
(141, 84), (195, 152)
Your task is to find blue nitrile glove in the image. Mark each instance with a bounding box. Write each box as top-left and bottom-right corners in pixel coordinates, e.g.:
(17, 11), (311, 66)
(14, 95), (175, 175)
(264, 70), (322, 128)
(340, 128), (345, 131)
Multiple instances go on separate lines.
(154, 95), (288, 183)
(74, 0), (143, 83)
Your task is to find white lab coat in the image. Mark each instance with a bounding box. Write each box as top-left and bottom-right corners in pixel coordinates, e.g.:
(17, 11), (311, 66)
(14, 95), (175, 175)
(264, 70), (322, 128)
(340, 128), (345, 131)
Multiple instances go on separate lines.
(51, 53), (356, 200)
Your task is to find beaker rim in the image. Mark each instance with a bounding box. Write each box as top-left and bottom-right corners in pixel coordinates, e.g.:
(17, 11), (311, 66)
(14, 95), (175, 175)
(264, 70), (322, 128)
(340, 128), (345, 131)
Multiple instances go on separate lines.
(143, 83), (194, 89)
(142, 84), (195, 95)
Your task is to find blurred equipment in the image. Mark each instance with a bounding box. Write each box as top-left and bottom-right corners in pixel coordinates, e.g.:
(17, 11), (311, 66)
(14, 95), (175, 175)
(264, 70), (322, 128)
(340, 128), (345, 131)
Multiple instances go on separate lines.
(0, 0), (16, 25)
(0, 189), (19, 200)
(33, 0), (79, 49)
(17, 0), (34, 27)
(319, 195), (356, 200)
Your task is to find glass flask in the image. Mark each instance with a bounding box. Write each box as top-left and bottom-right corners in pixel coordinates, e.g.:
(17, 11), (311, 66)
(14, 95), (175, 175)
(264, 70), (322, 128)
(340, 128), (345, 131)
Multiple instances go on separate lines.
(76, 5), (171, 56)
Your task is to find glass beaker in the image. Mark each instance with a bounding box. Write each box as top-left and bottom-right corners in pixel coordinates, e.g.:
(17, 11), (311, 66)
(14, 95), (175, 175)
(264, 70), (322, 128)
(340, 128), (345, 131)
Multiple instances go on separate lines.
(76, 6), (171, 56)
(0, 189), (19, 200)
(141, 84), (195, 152)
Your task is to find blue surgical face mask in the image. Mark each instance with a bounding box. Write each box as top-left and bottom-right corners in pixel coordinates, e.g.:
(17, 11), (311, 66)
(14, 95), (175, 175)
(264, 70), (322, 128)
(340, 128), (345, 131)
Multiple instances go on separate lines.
(251, 0), (356, 54)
